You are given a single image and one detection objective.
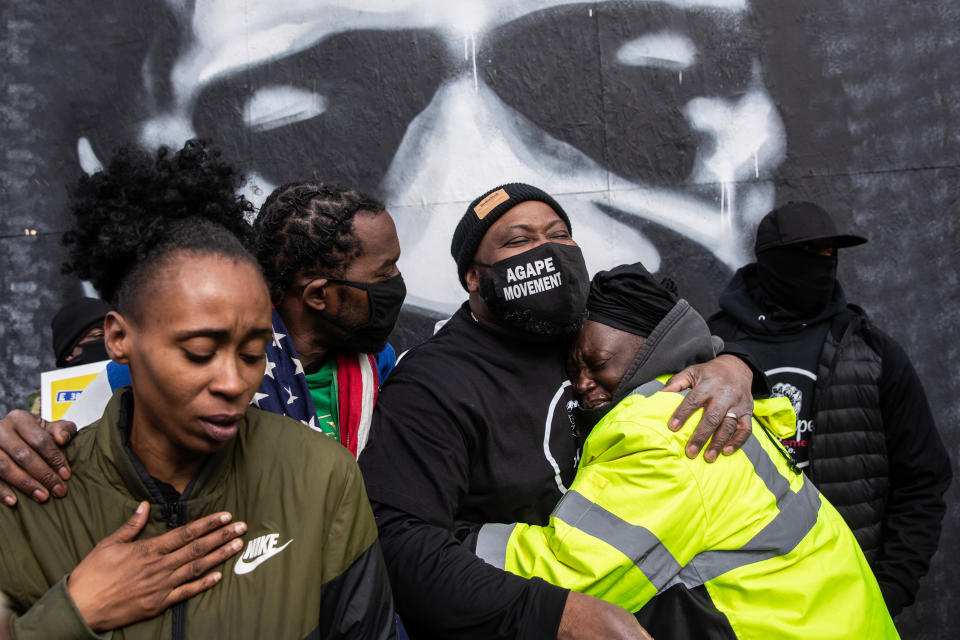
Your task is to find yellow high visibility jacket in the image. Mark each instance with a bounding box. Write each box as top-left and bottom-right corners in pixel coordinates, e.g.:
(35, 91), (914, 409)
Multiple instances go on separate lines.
(476, 378), (898, 639)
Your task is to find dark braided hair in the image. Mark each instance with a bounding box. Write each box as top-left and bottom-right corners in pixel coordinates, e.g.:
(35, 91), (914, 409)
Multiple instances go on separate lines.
(62, 139), (260, 317)
(253, 182), (386, 304)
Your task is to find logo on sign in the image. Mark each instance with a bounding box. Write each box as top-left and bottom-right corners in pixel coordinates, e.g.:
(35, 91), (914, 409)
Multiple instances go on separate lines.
(56, 390), (83, 403)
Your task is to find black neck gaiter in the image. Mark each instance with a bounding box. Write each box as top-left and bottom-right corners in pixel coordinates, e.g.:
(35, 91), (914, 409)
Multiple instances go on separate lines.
(756, 246), (838, 317)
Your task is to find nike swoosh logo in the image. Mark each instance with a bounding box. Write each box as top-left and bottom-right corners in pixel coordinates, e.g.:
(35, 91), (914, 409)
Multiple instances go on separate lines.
(233, 538), (294, 575)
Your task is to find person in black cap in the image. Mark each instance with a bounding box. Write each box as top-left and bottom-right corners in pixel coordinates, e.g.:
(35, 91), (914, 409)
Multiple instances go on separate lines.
(50, 297), (112, 368)
(709, 201), (952, 619)
(359, 183), (763, 640)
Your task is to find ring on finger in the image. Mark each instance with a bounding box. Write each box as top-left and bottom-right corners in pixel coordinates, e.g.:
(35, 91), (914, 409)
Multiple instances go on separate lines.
(724, 412), (738, 421)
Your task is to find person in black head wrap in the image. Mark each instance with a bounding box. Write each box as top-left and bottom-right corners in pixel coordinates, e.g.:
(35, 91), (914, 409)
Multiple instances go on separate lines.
(570, 263), (718, 426)
(585, 263), (678, 337)
(474, 261), (898, 640)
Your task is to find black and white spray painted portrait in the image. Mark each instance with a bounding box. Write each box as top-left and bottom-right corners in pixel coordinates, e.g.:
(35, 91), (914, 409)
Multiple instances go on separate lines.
(73, 0), (784, 313)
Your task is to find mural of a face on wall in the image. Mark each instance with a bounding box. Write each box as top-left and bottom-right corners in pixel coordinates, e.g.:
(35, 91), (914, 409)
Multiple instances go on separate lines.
(78, 0), (785, 313)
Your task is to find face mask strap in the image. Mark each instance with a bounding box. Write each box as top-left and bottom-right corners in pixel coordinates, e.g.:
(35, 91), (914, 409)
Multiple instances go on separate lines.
(302, 275), (373, 295)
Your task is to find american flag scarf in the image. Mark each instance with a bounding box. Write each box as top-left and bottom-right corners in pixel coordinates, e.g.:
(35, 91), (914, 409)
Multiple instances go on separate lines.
(251, 309), (320, 431)
(251, 308), (379, 456)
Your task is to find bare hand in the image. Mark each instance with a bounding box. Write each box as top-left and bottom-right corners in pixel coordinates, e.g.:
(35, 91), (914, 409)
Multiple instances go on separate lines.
(0, 410), (77, 505)
(68, 502), (247, 632)
(558, 591), (653, 640)
(662, 354), (754, 462)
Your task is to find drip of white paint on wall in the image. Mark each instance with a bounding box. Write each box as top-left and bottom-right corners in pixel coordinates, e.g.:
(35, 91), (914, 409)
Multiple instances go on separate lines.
(679, 71), (683, 85)
(471, 34), (478, 93)
(589, 8), (593, 17)
(754, 150), (759, 179)
(719, 181), (726, 224)
(76, 137), (103, 176)
(720, 181), (736, 231)
(464, 33), (469, 61)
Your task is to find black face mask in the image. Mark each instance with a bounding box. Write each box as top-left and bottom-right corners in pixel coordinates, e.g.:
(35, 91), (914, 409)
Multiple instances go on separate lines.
(476, 243), (590, 338)
(65, 339), (110, 367)
(310, 274), (406, 354)
(756, 246), (838, 316)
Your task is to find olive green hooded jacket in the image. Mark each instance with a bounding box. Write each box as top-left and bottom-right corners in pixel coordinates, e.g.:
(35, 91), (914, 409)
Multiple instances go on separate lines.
(0, 389), (397, 640)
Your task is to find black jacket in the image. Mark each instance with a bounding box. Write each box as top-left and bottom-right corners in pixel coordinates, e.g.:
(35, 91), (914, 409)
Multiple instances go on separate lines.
(359, 304), (575, 640)
(709, 267), (952, 616)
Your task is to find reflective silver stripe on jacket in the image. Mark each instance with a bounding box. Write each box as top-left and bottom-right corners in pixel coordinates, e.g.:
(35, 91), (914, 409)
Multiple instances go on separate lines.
(553, 383), (822, 591)
(476, 522), (518, 570)
(552, 490), (684, 591)
(676, 439), (821, 587)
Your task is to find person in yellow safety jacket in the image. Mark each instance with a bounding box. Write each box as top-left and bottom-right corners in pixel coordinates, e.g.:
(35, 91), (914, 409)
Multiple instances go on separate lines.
(475, 263), (899, 640)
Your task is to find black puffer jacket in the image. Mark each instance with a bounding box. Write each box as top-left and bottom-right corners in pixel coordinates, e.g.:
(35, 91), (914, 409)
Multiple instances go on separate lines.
(709, 266), (952, 617)
(808, 310), (886, 552)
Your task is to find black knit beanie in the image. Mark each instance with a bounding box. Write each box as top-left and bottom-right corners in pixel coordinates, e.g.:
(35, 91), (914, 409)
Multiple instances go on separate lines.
(451, 183), (572, 290)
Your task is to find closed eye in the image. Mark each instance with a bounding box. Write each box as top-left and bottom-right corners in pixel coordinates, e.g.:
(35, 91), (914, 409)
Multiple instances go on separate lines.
(183, 350), (214, 364)
(588, 358), (611, 371)
(504, 236), (531, 247)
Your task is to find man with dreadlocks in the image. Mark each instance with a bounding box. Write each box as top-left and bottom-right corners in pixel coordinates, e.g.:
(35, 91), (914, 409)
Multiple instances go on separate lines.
(0, 163), (406, 506)
(250, 182), (405, 456)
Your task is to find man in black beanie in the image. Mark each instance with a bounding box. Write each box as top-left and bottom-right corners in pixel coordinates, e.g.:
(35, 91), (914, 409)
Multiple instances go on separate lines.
(709, 201), (952, 619)
(360, 183), (763, 640)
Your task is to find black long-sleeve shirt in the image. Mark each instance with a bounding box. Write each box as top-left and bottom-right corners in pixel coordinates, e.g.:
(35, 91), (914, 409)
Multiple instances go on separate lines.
(359, 304), (575, 639)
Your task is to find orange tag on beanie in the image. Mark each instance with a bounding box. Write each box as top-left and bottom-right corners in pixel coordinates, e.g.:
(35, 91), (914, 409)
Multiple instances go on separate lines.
(473, 188), (510, 219)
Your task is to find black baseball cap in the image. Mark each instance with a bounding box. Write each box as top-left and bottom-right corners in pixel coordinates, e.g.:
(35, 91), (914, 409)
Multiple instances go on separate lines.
(755, 201), (868, 254)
